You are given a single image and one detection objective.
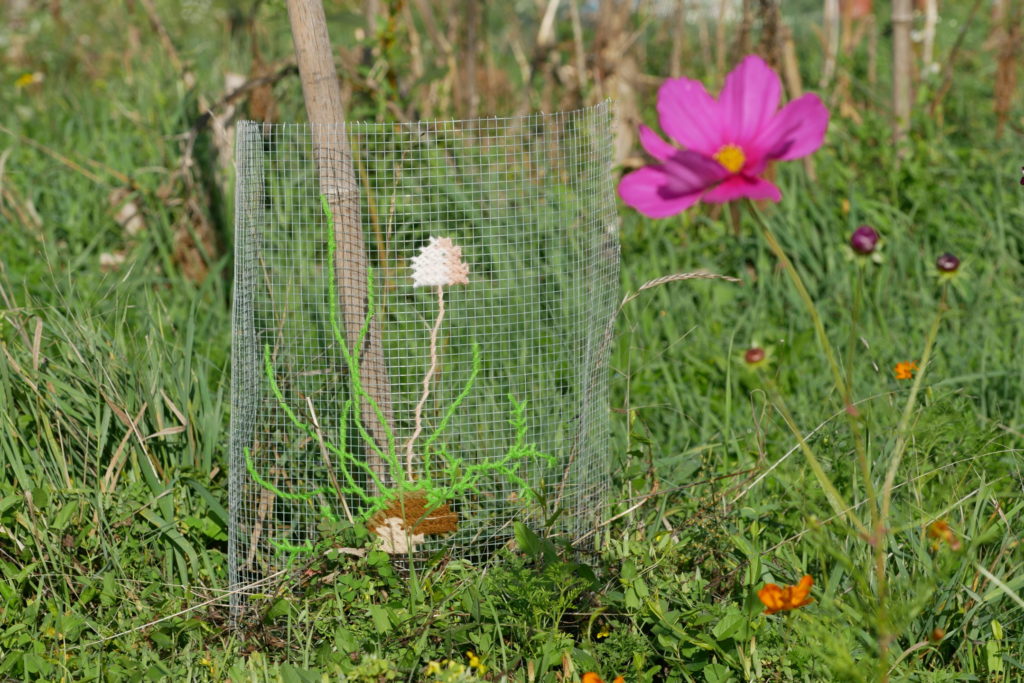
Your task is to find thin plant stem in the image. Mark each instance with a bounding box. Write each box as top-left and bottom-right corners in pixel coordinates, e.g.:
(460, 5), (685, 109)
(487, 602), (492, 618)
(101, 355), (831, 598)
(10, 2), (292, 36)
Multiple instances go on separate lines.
(749, 201), (877, 509)
(748, 201), (895, 669)
(844, 266), (862, 401)
(766, 380), (868, 537)
(881, 286), (947, 521)
(846, 263), (888, 675)
(747, 202), (850, 407)
(846, 265), (879, 542)
(405, 285), (446, 478)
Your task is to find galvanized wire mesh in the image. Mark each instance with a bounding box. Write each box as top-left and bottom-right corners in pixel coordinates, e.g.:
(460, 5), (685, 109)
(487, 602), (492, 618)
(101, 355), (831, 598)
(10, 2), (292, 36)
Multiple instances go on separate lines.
(228, 102), (618, 606)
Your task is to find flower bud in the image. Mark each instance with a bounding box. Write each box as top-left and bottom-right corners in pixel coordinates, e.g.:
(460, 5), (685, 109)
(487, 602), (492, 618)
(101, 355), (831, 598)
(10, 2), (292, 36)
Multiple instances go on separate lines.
(745, 348), (766, 364)
(850, 225), (879, 255)
(935, 253), (960, 273)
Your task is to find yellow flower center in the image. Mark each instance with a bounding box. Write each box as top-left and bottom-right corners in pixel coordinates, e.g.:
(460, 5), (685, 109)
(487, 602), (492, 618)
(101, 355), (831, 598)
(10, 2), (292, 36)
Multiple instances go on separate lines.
(714, 144), (746, 173)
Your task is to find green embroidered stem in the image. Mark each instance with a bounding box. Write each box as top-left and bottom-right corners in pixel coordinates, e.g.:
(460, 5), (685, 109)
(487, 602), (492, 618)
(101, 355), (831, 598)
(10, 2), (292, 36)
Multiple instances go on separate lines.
(321, 195), (397, 465)
(262, 345), (323, 445)
(262, 346), (383, 502)
(243, 446), (333, 501)
(269, 538), (315, 566)
(417, 396), (554, 509)
(422, 341), (482, 453)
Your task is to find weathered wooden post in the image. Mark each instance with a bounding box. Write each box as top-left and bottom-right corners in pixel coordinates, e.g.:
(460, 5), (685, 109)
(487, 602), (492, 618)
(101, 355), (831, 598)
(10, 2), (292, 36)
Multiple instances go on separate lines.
(891, 0), (913, 144)
(285, 0), (394, 487)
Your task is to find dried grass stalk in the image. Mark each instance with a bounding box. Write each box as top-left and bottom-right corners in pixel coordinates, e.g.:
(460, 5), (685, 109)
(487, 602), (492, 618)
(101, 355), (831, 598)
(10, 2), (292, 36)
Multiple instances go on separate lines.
(715, 0), (729, 77)
(669, 0), (687, 78)
(621, 272), (743, 308)
(733, 0), (754, 67)
(757, 0), (783, 71)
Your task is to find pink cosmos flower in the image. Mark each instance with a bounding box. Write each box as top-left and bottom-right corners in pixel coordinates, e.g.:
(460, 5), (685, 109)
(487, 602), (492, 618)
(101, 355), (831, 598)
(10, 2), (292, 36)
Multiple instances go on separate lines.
(618, 55), (829, 218)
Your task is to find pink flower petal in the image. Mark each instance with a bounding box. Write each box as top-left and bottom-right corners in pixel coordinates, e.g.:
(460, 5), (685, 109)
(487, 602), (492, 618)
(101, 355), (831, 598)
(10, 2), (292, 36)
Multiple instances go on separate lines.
(754, 93), (829, 162)
(718, 55), (782, 149)
(661, 149), (730, 194)
(617, 165), (705, 218)
(702, 175), (782, 203)
(638, 124), (677, 161)
(657, 77), (722, 155)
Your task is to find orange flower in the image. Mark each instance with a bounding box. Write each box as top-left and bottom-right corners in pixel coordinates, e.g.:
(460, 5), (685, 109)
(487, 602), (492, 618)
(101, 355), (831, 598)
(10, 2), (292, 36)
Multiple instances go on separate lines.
(758, 574), (814, 615)
(927, 520), (962, 551)
(894, 361), (918, 380)
(583, 674), (625, 683)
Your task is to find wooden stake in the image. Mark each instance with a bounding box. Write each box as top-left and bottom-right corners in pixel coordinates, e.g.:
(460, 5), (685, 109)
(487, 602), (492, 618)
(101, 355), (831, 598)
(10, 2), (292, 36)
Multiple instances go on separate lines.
(891, 0), (913, 145)
(697, 5), (712, 70)
(986, 0), (1007, 48)
(569, 0), (589, 94)
(462, 0), (480, 118)
(781, 25), (804, 100)
(286, 0), (394, 488)
(669, 0), (687, 78)
(921, 0), (938, 74)
(820, 0), (839, 88)
(840, 0), (854, 55)
(757, 0), (783, 71)
(715, 0), (728, 78)
(834, 0), (860, 121)
(867, 11), (878, 88)
(732, 0), (754, 66)
(994, 0), (1022, 139)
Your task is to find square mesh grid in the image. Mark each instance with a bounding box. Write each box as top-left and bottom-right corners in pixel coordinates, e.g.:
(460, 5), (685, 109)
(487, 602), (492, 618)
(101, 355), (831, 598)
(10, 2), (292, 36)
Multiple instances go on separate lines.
(228, 102), (619, 604)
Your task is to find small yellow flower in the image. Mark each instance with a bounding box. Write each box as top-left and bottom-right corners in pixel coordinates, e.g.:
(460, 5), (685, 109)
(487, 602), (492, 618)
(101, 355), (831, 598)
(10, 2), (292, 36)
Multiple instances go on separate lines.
(424, 661), (443, 676)
(14, 72), (43, 89)
(466, 650), (487, 674)
(893, 361), (918, 380)
(595, 626), (610, 639)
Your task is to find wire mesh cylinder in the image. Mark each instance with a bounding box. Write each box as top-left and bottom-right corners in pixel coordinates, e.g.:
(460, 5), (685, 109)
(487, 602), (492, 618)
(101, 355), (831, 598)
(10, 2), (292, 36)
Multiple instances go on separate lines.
(228, 103), (619, 607)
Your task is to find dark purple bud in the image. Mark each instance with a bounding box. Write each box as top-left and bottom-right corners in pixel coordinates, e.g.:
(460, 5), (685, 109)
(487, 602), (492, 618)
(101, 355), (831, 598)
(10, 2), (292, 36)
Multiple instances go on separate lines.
(745, 348), (766, 364)
(850, 225), (879, 255)
(935, 253), (960, 273)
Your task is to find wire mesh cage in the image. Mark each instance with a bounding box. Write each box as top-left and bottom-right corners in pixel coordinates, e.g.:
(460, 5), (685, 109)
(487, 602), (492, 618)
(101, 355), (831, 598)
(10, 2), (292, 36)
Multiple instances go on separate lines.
(228, 102), (619, 607)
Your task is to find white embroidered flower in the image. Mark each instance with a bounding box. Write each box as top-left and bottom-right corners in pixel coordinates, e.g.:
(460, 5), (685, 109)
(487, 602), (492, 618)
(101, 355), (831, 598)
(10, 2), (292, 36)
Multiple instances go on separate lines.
(410, 236), (469, 288)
